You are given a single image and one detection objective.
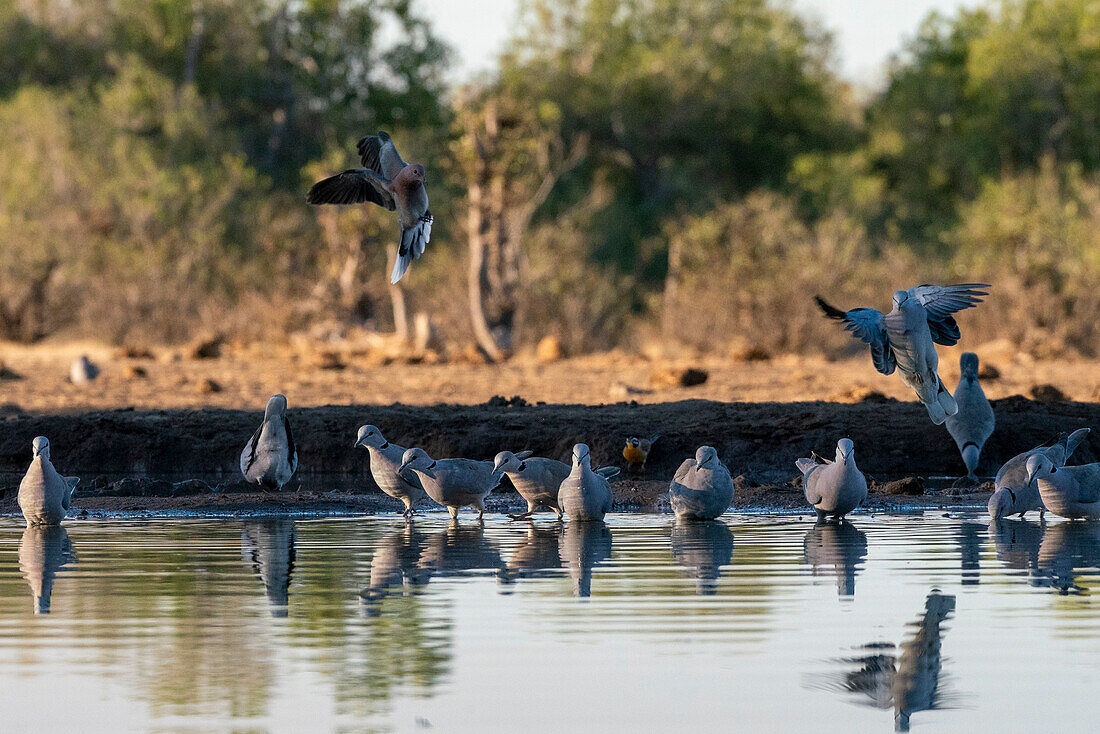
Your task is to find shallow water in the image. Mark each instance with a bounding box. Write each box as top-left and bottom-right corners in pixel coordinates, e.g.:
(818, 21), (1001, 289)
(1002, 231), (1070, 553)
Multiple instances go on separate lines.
(1, 513), (1099, 732)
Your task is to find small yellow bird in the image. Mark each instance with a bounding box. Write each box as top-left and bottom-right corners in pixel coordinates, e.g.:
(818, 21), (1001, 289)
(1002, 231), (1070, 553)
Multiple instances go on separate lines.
(623, 434), (660, 474)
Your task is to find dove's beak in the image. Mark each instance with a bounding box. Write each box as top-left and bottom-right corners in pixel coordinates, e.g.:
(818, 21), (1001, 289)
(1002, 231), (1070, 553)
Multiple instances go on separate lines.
(399, 459), (413, 474)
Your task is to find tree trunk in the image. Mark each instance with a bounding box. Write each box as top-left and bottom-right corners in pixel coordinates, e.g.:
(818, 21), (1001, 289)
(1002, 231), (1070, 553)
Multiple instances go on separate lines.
(662, 233), (683, 342)
(466, 132), (506, 362)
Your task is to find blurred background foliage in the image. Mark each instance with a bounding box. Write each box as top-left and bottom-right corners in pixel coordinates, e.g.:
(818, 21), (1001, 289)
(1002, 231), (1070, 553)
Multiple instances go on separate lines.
(1, 0), (1098, 357)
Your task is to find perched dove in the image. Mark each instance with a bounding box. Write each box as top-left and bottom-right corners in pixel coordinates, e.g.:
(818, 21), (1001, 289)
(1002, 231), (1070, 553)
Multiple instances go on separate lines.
(70, 355), (99, 385)
(240, 394), (298, 490)
(668, 446), (735, 521)
(816, 284), (990, 424)
(398, 448), (501, 519)
(355, 425), (430, 517)
(989, 428), (1090, 519)
(944, 353), (994, 481)
(307, 132), (432, 284)
(623, 434), (659, 474)
(493, 450), (565, 520)
(18, 437), (78, 526)
(558, 443), (620, 522)
(796, 438), (868, 521)
(1027, 454), (1100, 521)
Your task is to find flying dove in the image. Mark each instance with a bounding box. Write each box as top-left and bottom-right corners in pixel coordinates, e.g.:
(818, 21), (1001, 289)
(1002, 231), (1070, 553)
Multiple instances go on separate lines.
(1026, 453), (1100, 521)
(240, 394), (298, 490)
(493, 450), (566, 520)
(18, 437), (78, 526)
(398, 448), (502, 519)
(307, 132), (432, 284)
(816, 284), (990, 425)
(945, 353), (995, 481)
(797, 438), (868, 522)
(355, 425), (431, 517)
(558, 443), (620, 522)
(989, 428), (1090, 519)
(668, 446), (734, 521)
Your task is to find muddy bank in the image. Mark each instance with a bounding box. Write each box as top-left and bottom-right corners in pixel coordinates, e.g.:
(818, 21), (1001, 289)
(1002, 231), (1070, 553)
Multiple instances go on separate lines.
(0, 480), (991, 518)
(0, 397), (1096, 509)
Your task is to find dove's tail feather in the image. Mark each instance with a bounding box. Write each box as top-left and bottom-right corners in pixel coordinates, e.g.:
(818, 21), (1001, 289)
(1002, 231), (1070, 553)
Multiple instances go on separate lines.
(1066, 428), (1091, 458)
(924, 398), (949, 425)
(796, 458), (817, 477)
(596, 466), (620, 480)
(391, 249), (413, 284)
(962, 444), (980, 478)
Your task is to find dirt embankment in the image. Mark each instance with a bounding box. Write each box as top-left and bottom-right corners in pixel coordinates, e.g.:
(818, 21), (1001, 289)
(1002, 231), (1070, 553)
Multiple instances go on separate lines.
(0, 397), (1096, 514)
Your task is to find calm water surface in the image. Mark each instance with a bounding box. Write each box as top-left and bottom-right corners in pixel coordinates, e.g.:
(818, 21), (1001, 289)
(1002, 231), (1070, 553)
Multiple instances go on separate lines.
(1, 513), (1099, 732)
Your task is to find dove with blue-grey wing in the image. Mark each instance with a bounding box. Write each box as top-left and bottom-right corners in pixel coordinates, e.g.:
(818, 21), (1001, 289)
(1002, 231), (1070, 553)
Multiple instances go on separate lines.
(493, 450), (566, 520)
(816, 284), (990, 425)
(1027, 453), (1100, 521)
(307, 132), (432, 284)
(355, 425), (430, 517)
(18, 437), (78, 526)
(989, 428), (1090, 519)
(669, 446), (734, 521)
(797, 438), (868, 522)
(558, 443), (620, 522)
(945, 352), (995, 481)
(398, 448), (502, 520)
(240, 394), (298, 490)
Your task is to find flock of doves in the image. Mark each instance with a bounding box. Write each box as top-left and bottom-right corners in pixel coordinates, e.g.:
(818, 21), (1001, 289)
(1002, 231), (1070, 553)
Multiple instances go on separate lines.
(15, 133), (1100, 527)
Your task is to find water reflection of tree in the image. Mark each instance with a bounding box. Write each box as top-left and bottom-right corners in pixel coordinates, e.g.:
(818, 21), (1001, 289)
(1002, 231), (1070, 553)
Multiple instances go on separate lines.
(803, 521), (866, 599)
(670, 520), (733, 596)
(808, 591), (958, 732)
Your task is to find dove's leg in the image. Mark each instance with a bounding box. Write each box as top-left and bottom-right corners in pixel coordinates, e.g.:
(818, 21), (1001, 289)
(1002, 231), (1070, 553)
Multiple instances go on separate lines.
(508, 500), (537, 521)
(474, 499), (486, 520)
(448, 505), (459, 520)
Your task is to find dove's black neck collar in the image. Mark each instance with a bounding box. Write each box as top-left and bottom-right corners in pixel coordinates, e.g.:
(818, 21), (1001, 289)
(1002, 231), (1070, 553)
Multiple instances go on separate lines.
(427, 460), (437, 470)
(379, 441), (390, 449)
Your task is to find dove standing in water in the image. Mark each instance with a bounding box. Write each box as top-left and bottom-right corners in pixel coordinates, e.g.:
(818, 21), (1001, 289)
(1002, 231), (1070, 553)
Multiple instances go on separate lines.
(240, 394), (298, 490)
(355, 425), (429, 518)
(18, 437), (78, 526)
(307, 132), (432, 284)
(945, 353), (995, 481)
(398, 448), (501, 520)
(623, 434), (659, 474)
(1026, 454), (1100, 521)
(989, 428), (1090, 520)
(558, 443), (620, 522)
(816, 284), (990, 425)
(493, 450), (566, 520)
(797, 438), (868, 522)
(669, 446), (735, 521)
